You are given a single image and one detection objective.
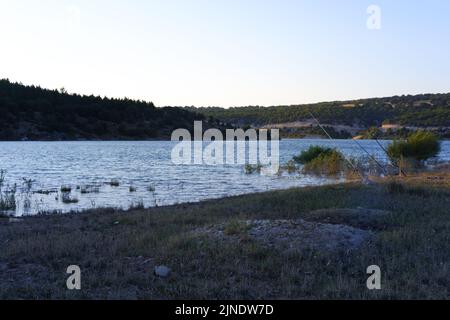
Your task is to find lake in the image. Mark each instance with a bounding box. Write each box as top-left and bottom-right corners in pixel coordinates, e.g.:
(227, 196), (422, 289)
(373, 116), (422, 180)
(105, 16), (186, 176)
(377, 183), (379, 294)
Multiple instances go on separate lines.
(1, 139), (449, 216)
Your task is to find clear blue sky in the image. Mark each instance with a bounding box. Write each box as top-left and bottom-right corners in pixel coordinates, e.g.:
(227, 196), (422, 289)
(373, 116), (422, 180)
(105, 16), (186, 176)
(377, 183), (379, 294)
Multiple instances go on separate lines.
(1, 0), (449, 107)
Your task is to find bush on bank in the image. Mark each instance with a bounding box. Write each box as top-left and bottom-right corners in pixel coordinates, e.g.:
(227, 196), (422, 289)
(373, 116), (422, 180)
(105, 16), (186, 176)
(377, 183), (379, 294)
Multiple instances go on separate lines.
(294, 146), (346, 176)
(387, 131), (441, 164)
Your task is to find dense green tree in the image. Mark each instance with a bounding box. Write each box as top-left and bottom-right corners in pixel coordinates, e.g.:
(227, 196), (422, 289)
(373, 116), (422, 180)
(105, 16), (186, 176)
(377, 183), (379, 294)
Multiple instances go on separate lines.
(387, 131), (441, 162)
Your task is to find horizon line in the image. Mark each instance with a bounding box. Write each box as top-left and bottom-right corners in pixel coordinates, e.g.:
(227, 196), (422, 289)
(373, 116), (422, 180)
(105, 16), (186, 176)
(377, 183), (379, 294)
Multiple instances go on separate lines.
(2, 78), (449, 110)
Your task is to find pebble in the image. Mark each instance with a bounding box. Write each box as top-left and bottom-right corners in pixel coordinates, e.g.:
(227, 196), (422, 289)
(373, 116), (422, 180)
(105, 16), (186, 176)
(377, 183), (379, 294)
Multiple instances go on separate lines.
(154, 265), (171, 278)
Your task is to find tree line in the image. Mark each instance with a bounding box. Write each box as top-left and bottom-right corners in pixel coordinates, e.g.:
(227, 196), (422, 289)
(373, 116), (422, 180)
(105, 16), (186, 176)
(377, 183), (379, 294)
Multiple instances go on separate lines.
(189, 94), (450, 129)
(0, 79), (212, 141)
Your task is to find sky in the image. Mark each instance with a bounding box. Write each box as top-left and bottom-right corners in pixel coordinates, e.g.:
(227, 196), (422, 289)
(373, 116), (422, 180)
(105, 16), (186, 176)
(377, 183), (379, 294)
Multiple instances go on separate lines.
(0, 0), (449, 107)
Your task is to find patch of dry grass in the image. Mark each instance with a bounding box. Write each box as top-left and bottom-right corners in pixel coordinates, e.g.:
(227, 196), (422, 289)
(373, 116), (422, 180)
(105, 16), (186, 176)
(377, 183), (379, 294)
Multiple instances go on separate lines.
(0, 178), (449, 299)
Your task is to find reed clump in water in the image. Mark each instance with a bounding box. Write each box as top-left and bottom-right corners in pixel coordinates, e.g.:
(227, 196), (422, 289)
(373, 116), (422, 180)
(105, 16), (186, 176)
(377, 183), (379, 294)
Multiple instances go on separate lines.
(0, 170), (16, 213)
(292, 146), (346, 176)
(60, 186), (72, 193)
(303, 150), (345, 176)
(80, 185), (100, 194)
(109, 179), (120, 187)
(61, 192), (79, 204)
(244, 163), (263, 175)
(281, 160), (299, 174)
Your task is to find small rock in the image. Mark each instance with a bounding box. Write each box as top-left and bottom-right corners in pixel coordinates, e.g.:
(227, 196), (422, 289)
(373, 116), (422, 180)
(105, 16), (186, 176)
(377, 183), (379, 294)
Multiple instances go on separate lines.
(154, 265), (171, 278)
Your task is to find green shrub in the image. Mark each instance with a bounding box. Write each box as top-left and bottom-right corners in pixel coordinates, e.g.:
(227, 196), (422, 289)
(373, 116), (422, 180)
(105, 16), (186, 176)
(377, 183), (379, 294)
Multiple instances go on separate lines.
(387, 131), (441, 162)
(293, 146), (334, 164)
(303, 150), (345, 175)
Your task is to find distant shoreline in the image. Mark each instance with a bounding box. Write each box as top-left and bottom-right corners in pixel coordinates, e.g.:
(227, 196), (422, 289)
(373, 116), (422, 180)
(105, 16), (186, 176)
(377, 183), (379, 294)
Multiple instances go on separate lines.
(1, 137), (449, 142)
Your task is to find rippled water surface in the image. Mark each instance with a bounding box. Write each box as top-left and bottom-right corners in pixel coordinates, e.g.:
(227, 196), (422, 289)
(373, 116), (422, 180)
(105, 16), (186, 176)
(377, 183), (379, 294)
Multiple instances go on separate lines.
(1, 140), (449, 216)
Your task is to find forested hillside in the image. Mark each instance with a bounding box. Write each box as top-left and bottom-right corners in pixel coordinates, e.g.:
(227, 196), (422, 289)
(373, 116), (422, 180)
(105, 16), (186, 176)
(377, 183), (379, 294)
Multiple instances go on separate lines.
(0, 79), (212, 141)
(1, 79), (449, 141)
(190, 94), (450, 128)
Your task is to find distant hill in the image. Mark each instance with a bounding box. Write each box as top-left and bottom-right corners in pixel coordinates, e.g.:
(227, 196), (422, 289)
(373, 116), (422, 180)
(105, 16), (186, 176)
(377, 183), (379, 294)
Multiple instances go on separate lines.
(0, 79), (215, 141)
(2, 79), (449, 141)
(188, 94), (450, 139)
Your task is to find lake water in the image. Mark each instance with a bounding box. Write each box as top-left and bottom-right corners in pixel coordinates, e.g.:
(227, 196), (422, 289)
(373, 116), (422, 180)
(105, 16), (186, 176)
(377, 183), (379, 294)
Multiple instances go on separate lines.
(1, 139), (449, 216)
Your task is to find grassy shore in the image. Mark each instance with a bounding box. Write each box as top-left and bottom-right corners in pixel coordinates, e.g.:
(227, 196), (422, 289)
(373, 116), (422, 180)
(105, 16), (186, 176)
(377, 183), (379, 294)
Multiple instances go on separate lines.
(0, 173), (449, 300)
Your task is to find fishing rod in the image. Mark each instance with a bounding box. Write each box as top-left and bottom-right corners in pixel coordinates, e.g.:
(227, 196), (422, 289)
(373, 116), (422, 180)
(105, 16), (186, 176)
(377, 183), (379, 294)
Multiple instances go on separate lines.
(309, 109), (405, 178)
(374, 137), (407, 177)
(307, 110), (366, 181)
(357, 120), (407, 177)
(351, 135), (388, 175)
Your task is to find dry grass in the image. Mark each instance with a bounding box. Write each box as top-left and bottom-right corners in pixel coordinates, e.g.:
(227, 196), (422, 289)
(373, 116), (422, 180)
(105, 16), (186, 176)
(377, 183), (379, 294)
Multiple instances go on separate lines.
(0, 177), (449, 299)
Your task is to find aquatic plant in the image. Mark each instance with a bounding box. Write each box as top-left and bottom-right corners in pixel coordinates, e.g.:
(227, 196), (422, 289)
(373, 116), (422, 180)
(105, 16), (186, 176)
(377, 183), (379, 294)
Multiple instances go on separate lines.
(293, 146), (334, 165)
(244, 163), (263, 175)
(109, 179), (120, 187)
(387, 131), (441, 163)
(0, 186), (17, 212)
(80, 185), (100, 194)
(346, 155), (384, 177)
(21, 178), (35, 210)
(23, 197), (31, 210)
(291, 146), (347, 176)
(61, 192), (79, 204)
(0, 170), (5, 190)
(130, 200), (145, 210)
(281, 160), (299, 174)
(0, 190), (16, 212)
(0, 170), (17, 212)
(22, 178), (34, 193)
(34, 189), (58, 195)
(60, 186), (72, 193)
(302, 150), (345, 176)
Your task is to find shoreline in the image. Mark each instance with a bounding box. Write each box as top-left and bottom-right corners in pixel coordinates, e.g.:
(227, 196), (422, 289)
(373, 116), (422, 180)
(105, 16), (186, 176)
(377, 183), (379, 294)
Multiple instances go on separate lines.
(1, 174), (449, 299)
(1, 137), (450, 142)
(2, 179), (356, 220)
(0, 178), (352, 222)
(2, 166), (449, 218)
(4, 171), (448, 221)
